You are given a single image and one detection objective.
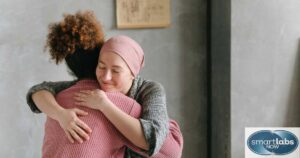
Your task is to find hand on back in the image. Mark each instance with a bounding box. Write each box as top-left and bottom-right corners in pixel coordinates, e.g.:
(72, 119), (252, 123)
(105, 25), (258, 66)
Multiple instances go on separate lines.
(56, 108), (92, 143)
(74, 89), (112, 112)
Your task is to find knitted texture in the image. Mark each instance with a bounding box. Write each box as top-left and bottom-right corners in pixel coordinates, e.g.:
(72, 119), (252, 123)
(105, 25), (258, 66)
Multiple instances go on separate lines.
(127, 76), (170, 156)
(42, 80), (183, 158)
(151, 120), (183, 158)
(42, 80), (142, 158)
(27, 76), (171, 156)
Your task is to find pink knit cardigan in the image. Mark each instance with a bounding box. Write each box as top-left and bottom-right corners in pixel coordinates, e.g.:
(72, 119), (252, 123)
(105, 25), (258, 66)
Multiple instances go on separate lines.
(42, 80), (183, 158)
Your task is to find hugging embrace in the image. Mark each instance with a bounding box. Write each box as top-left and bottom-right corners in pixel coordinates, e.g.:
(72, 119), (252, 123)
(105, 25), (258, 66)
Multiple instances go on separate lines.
(27, 11), (183, 158)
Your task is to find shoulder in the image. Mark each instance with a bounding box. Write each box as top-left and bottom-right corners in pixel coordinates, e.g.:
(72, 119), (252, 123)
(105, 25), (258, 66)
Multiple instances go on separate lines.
(134, 76), (165, 92)
(38, 80), (78, 86)
(30, 80), (78, 94)
(140, 80), (165, 93)
(134, 77), (166, 101)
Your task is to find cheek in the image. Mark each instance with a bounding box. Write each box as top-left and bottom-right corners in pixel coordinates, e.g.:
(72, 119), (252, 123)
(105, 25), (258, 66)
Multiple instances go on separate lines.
(114, 75), (130, 86)
(112, 75), (125, 86)
(95, 69), (100, 77)
(95, 69), (103, 79)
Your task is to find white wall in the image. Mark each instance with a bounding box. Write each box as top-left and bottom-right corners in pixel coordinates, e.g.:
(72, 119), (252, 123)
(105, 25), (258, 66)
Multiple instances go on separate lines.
(231, 0), (300, 157)
(0, 0), (207, 157)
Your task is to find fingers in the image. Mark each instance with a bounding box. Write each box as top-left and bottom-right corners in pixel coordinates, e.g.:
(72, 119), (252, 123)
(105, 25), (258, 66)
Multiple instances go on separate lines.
(80, 90), (93, 94)
(69, 128), (84, 144)
(74, 93), (87, 102)
(74, 90), (99, 103)
(73, 97), (85, 106)
(77, 89), (99, 96)
(74, 92), (90, 105)
(64, 130), (75, 143)
(76, 118), (92, 133)
(74, 91), (91, 99)
(73, 124), (90, 141)
(74, 108), (88, 116)
(66, 109), (91, 143)
(74, 100), (88, 107)
(73, 108), (92, 134)
(68, 120), (91, 143)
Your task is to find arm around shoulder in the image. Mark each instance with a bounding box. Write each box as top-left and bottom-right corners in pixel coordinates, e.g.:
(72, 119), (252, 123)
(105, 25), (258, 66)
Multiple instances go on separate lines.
(26, 80), (77, 113)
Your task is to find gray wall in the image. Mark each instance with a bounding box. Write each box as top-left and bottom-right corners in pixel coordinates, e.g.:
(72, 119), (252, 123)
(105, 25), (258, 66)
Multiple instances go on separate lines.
(232, 0), (300, 157)
(0, 0), (207, 157)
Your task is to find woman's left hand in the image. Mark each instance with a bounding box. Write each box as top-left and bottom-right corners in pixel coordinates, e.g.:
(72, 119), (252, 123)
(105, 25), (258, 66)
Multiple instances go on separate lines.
(74, 89), (112, 111)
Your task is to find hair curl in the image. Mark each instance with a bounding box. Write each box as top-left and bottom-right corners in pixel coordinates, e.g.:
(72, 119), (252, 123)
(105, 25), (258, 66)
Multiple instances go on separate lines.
(45, 10), (104, 64)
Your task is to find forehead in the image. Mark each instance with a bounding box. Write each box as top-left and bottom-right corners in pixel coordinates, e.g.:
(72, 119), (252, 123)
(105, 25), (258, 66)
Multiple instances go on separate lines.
(99, 51), (128, 68)
(100, 51), (122, 61)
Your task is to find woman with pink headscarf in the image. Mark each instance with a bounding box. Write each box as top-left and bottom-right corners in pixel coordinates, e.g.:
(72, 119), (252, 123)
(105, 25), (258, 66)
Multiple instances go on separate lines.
(75, 35), (183, 157)
(27, 34), (183, 157)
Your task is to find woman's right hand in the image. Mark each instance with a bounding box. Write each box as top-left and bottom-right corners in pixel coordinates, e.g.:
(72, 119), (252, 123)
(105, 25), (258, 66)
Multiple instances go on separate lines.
(56, 108), (92, 143)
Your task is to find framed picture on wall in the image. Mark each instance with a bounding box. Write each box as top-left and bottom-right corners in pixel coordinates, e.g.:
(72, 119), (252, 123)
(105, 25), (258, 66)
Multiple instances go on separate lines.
(116, 0), (171, 29)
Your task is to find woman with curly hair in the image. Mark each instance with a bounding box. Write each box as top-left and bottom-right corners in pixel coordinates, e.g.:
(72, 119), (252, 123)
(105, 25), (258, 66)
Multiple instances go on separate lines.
(27, 11), (183, 158)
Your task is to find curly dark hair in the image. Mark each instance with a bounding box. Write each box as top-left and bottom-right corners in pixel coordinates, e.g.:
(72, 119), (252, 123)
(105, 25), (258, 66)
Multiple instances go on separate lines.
(44, 10), (104, 79)
(45, 10), (104, 64)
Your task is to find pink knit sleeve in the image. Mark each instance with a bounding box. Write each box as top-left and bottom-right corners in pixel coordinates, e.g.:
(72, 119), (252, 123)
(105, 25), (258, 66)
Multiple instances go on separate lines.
(106, 92), (141, 115)
(125, 119), (184, 158)
(107, 92), (184, 157)
(128, 100), (142, 118)
(106, 92), (149, 155)
(123, 101), (150, 156)
(150, 120), (184, 158)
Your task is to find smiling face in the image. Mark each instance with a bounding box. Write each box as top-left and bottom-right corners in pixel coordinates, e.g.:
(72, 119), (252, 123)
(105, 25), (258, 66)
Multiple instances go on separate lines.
(96, 51), (134, 94)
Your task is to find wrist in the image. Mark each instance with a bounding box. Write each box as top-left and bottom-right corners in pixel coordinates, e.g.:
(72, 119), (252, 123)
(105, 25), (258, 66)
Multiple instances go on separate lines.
(99, 101), (114, 113)
(52, 106), (65, 121)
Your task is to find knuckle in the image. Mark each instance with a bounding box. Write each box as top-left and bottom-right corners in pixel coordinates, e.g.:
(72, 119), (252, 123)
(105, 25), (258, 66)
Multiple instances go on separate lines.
(71, 119), (77, 123)
(68, 121), (75, 127)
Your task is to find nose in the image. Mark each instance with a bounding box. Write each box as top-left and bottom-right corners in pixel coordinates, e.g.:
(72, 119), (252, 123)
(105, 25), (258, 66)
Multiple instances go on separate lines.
(102, 70), (112, 81)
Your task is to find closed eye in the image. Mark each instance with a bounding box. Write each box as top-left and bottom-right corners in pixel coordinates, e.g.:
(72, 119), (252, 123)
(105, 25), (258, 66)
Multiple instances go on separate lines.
(112, 69), (120, 73)
(98, 65), (106, 69)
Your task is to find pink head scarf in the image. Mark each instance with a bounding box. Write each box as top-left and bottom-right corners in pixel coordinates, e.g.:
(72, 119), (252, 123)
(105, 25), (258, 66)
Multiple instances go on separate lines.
(100, 35), (145, 77)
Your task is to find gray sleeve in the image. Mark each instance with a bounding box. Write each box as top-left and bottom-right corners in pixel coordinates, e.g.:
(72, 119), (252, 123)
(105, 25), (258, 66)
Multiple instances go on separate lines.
(26, 80), (77, 113)
(138, 81), (169, 156)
